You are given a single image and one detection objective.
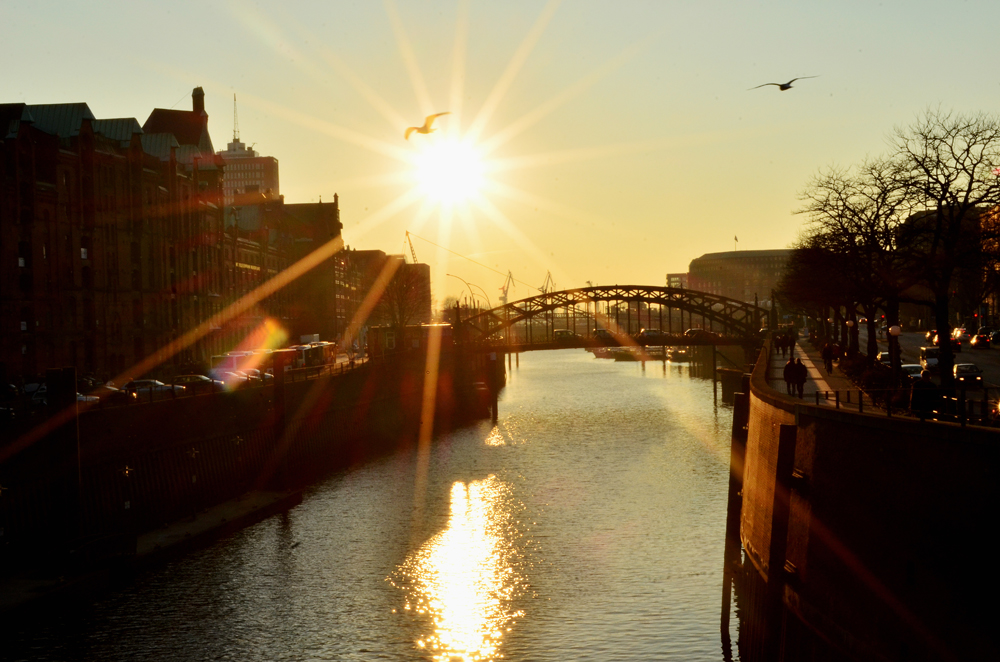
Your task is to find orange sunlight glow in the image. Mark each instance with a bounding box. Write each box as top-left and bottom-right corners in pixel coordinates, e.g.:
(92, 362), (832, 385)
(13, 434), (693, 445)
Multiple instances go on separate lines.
(393, 476), (525, 662)
(412, 139), (486, 205)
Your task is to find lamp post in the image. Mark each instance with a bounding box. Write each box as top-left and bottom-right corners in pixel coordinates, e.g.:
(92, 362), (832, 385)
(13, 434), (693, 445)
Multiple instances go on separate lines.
(846, 318), (856, 356)
(446, 274), (492, 312)
(889, 324), (902, 385)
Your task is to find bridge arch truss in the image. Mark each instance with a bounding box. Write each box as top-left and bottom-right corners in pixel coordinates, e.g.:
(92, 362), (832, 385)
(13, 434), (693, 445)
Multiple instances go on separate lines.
(458, 285), (764, 346)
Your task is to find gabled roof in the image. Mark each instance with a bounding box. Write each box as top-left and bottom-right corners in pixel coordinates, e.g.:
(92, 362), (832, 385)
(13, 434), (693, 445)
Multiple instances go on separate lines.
(140, 133), (180, 160)
(23, 103), (95, 138)
(92, 118), (143, 145)
(142, 108), (213, 153)
(0, 103), (31, 139)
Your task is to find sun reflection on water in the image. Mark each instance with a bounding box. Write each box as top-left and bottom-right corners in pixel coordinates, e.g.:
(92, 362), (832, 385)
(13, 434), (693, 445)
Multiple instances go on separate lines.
(392, 475), (525, 661)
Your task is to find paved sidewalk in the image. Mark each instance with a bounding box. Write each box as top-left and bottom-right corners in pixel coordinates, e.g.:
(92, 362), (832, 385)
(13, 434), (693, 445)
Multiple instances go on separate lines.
(768, 341), (870, 407)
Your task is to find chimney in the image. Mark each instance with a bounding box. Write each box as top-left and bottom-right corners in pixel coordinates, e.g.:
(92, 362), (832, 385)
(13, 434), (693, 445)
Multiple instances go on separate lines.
(192, 87), (206, 115)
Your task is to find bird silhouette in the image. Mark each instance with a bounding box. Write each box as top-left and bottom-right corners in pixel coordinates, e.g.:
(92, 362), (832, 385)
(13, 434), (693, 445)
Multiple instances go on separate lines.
(749, 76), (818, 91)
(405, 112), (450, 139)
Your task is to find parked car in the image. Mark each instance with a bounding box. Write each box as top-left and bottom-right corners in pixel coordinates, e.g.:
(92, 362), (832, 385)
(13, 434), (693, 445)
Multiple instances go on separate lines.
(953, 363), (984, 389)
(919, 347), (940, 373)
(991, 330), (1000, 345)
(121, 379), (186, 398)
(592, 329), (620, 345)
(636, 328), (670, 344)
(953, 329), (973, 347)
(932, 334), (961, 352)
(553, 329), (582, 344)
(88, 385), (138, 405)
(244, 369), (273, 383)
(172, 374), (226, 390)
(900, 364), (924, 378)
(30, 384), (100, 407)
(969, 334), (991, 349)
(875, 351), (905, 365)
(219, 371), (254, 388)
(684, 328), (719, 342)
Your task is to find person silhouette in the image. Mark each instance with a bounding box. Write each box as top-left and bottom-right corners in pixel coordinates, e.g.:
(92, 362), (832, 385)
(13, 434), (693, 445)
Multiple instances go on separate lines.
(794, 358), (807, 398)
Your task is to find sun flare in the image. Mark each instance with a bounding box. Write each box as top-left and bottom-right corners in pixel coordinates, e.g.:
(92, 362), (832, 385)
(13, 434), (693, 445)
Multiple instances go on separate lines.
(412, 139), (485, 205)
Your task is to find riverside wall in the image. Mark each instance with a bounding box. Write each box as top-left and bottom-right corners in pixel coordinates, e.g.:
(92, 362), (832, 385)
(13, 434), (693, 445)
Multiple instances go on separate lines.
(0, 349), (497, 575)
(739, 343), (998, 661)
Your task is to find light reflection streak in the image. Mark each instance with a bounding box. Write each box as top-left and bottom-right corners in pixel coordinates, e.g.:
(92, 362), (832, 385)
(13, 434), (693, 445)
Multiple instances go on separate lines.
(393, 476), (525, 662)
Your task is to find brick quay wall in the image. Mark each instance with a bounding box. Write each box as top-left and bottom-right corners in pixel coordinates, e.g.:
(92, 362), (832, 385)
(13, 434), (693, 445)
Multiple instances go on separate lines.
(0, 350), (497, 576)
(735, 342), (998, 661)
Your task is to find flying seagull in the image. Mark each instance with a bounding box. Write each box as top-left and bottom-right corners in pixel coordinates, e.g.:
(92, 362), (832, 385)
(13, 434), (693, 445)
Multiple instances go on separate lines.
(405, 112), (450, 139)
(749, 76), (818, 91)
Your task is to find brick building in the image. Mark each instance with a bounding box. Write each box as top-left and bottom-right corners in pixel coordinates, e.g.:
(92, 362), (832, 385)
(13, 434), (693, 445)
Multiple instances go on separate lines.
(1, 92), (230, 383)
(1, 88), (436, 384)
(687, 249), (790, 303)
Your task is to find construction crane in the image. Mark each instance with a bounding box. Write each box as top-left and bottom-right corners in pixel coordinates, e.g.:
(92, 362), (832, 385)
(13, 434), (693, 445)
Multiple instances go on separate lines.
(540, 271), (555, 295)
(499, 271), (514, 305)
(405, 231), (418, 264)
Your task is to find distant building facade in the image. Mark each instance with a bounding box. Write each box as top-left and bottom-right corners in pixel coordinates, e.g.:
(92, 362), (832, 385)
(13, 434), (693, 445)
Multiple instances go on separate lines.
(687, 249), (791, 303)
(217, 138), (279, 207)
(1, 87), (431, 384)
(1, 91), (230, 383)
(666, 272), (688, 289)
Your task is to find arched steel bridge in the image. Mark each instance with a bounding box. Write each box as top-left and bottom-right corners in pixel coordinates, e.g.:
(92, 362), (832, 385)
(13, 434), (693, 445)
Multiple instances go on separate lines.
(456, 285), (764, 348)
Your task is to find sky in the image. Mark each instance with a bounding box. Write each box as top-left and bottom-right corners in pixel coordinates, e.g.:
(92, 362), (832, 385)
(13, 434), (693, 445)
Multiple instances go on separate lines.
(5, 0), (1000, 306)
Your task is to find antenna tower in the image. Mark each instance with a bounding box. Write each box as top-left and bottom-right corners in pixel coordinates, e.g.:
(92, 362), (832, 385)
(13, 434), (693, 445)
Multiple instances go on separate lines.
(233, 94), (240, 142)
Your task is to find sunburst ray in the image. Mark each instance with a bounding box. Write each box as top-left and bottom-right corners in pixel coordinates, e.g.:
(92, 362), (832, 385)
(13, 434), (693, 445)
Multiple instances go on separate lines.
(385, 0), (436, 117)
(466, 0), (562, 144)
(470, 194), (574, 288)
(479, 33), (656, 157)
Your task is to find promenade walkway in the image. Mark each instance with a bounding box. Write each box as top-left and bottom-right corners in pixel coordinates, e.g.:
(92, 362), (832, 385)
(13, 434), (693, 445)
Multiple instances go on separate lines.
(767, 339), (872, 408)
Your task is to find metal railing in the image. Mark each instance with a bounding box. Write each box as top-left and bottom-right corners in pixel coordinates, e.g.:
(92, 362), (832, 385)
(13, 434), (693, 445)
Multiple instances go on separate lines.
(810, 386), (998, 427)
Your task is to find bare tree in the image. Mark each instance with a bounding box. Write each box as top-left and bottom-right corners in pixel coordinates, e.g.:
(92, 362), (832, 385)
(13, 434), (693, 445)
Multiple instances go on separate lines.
(892, 109), (1000, 386)
(375, 259), (431, 340)
(795, 158), (916, 365)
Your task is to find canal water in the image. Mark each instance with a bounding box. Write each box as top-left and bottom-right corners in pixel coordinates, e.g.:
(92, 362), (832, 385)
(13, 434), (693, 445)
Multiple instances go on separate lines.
(10, 349), (738, 661)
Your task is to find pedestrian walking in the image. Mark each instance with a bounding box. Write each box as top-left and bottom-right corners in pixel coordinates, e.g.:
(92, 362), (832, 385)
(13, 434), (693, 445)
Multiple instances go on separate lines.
(821, 342), (834, 374)
(794, 358), (807, 398)
(782, 357), (795, 395)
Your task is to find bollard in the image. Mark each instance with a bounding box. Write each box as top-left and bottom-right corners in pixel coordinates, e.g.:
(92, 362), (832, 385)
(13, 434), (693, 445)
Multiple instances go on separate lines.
(815, 391), (820, 406)
(835, 391), (840, 409)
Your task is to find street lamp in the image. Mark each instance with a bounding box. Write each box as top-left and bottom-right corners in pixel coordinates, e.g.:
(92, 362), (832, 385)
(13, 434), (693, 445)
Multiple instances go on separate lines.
(446, 274), (493, 310)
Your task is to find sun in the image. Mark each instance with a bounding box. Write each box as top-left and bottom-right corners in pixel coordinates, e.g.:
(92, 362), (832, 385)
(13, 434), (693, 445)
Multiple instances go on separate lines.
(412, 139), (486, 205)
